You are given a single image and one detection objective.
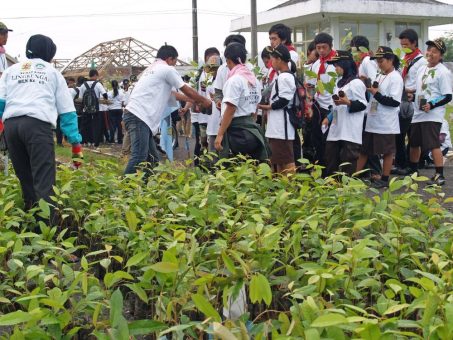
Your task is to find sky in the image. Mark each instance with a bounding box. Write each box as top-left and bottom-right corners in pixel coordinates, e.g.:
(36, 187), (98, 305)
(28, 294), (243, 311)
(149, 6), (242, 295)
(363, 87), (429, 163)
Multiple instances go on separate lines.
(2, 0), (453, 63)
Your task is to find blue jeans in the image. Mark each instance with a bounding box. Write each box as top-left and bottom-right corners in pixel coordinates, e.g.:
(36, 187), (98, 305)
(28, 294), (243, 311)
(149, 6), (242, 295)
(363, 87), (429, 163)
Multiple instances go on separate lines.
(123, 112), (159, 175)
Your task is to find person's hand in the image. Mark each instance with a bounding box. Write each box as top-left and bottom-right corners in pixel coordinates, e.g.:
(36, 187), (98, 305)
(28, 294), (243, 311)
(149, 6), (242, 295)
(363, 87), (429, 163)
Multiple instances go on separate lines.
(200, 97), (212, 109)
(179, 107), (188, 116)
(334, 96), (351, 106)
(406, 91), (415, 102)
(215, 100), (222, 110)
(321, 118), (329, 127)
(258, 104), (271, 111)
(368, 87), (378, 96)
(72, 144), (83, 169)
(214, 134), (223, 151)
(422, 103), (431, 112)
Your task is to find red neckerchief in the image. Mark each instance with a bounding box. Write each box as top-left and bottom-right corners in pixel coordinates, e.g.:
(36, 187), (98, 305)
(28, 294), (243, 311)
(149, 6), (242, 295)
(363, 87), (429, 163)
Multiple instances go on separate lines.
(285, 44), (296, 52)
(402, 48), (421, 79)
(317, 49), (336, 79)
(267, 60), (277, 82)
(355, 52), (370, 67)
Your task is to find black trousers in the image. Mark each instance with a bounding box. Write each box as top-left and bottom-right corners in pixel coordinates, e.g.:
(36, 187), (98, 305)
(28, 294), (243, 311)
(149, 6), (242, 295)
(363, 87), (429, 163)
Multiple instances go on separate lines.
(193, 122), (201, 166)
(55, 116), (64, 145)
(4, 116), (56, 209)
(325, 140), (361, 177)
(109, 109), (123, 143)
(311, 101), (329, 166)
(80, 112), (103, 146)
(395, 115), (412, 168)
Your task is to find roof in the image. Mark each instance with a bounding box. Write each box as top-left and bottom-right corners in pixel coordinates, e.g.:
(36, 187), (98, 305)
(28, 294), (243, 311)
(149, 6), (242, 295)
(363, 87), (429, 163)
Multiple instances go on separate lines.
(232, 0), (453, 32)
(271, 0), (445, 9)
(61, 37), (189, 78)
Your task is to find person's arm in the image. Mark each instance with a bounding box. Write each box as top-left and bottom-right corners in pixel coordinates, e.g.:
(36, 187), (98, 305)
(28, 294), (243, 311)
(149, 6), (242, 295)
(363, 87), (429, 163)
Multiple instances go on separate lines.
(373, 92), (400, 107)
(179, 84), (211, 108)
(214, 102), (236, 151)
(0, 71), (6, 120)
(429, 94), (452, 110)
(172, 90), (194, 103)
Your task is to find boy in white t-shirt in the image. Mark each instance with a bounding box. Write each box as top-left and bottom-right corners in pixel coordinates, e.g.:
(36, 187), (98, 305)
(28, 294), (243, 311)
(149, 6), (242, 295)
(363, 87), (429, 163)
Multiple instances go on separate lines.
(124, 45), (211, 175)
(407, 39), (452, 186)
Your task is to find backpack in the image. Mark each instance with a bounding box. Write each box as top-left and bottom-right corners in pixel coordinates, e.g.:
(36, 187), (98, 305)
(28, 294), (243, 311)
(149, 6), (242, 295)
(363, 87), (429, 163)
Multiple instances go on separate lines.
(73, 87), (83, 115)
(82, 81), (99, 114)
(272, 71), (306, 139)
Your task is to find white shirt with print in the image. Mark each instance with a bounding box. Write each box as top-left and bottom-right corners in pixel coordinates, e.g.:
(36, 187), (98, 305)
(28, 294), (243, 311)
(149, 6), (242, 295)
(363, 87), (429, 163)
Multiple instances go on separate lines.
(222, 74), (262, 118)
(312, 58), (336, 110)
(108, 90), (124, 110)
(0, 58), (75, 128)
(327, 78), (367, 144)
(365, 70), (404, 134)
(440, 119), (452, 150)
(265, 72), (296, 140)
(412, 63), (453, 124)
(0, 54), (8, 74)
(126, 61), (185, 134)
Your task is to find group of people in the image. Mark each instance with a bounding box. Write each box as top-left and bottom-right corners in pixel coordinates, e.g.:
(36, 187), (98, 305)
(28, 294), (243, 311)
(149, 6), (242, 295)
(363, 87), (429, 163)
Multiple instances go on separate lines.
(0, 19), (452, 214)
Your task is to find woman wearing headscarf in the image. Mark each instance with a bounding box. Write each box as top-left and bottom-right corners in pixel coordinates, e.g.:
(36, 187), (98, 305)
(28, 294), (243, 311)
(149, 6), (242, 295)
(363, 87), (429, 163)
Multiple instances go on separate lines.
(0, 34), (82, 211)
(214, 43), (269, 161)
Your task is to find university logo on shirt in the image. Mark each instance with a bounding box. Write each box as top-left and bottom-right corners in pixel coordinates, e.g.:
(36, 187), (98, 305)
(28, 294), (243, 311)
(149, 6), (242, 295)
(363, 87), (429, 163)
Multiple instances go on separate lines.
(21, 62), (32, 72)
(35, 63), (46, 70)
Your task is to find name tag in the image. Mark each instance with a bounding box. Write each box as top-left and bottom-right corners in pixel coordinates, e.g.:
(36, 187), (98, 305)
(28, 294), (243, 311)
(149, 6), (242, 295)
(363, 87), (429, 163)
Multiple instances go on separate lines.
(370, 100), (378, 115)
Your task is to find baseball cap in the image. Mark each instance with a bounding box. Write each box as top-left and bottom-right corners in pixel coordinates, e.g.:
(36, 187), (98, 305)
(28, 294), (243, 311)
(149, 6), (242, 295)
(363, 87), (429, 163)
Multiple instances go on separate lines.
(0, 22), (12, 32)
(426, 38), (447, 54)
(370, 46), (394, 59)
(327, 50), (353, 64)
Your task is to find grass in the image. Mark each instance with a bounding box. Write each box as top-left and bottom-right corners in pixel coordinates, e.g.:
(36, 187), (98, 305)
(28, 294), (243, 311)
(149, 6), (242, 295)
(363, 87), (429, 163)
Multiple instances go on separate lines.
(54, 144), (122, 165)
(447, 105), (453, 137)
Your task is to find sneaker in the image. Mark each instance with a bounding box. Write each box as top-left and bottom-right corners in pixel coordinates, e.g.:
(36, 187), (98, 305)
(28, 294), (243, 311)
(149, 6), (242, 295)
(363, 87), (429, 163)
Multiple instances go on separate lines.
(429, 173), (446, 186)
(394, 167), (417, 176)
(372, 179), (389, 189)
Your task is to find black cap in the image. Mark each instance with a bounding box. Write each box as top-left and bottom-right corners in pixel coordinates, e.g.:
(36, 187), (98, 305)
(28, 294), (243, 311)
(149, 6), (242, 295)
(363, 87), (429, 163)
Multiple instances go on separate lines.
(0, 22), (12, 32)
(327, 50), (353, 64)
(269, 44), (291, 62)
(370, 46), (394, 60)
(426, 38), (447, 54)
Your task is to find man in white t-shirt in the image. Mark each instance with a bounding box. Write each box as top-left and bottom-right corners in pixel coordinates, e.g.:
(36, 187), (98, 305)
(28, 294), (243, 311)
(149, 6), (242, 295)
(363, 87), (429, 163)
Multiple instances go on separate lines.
(310, 32), (336, 166)
(78, 69), (108, 147)
(124, 45), (211, 175)
(408, 39), (452, 186)
(394, 29), (427, 174)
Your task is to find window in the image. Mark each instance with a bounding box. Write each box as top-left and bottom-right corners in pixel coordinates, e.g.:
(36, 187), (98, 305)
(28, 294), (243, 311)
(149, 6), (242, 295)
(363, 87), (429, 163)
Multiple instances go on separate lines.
(293, 22), (331, 54)
(395, 22), (421, 37)
(339, 21), (379, 51)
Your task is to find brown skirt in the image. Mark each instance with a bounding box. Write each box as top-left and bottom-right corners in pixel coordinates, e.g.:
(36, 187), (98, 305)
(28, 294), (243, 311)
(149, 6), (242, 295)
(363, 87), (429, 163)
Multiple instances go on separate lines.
(362, 132), (396, 155)
(269, 138), (294, 165)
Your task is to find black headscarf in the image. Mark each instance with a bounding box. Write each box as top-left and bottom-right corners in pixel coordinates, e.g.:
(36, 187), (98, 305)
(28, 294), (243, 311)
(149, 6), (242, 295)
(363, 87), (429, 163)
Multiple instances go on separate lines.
(25, 34), (56, 63)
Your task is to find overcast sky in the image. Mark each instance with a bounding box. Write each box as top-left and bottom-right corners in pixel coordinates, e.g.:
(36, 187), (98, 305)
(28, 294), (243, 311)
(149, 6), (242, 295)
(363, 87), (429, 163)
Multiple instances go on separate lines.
(2, 0), (453, 63)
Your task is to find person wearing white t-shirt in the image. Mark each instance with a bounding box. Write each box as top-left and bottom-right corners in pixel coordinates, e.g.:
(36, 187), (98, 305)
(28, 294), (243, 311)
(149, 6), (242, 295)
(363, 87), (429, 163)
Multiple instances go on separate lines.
(0, 22), (12, 78)
(357, 46), (404, 188)
(214, 43), (268, 161)
(0, 35), (82, 212)
(320, 51), (367, 177)
(408, 39), (452, 186)
(124, 45), (211, 175)
(311, 33), (337, 166)
(78, 69), (108, 147)
(258, 45), (296, 173)
(394, 29), (428, 173)
(108, 80), (125, 144)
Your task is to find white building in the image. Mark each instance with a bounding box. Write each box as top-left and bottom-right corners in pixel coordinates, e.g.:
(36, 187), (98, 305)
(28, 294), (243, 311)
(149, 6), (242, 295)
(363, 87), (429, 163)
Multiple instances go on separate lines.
(231, 0), (453, 53)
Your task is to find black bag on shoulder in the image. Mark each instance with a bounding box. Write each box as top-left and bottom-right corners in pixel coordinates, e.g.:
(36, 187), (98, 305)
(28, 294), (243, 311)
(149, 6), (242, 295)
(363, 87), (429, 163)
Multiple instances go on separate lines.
(82, 81), (99, 114)
(273, 71), (306, 139)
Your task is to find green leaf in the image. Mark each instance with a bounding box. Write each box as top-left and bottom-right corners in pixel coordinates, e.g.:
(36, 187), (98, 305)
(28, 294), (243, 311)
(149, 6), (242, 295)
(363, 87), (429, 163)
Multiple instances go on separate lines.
(221, 251), (237, 275)
(311, 313), (348, 327)
(125, 252), (148, 268)
(383, 303), (409, 316)
(212, 322), (237, 340)
(126, 284), (148, 304)
(353, 219), (374, 230)
(191, 293), (221, 322)
(149, 262), (179, 273)
(110, 289), (125, 328)
(38, 199), (50, 219)
(125, 210), (139, 231)
(128, 320), (166, 335)
(249, 274), (272, 306)
(0, 311), (33, 326)
(305, 70), (318, 79)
